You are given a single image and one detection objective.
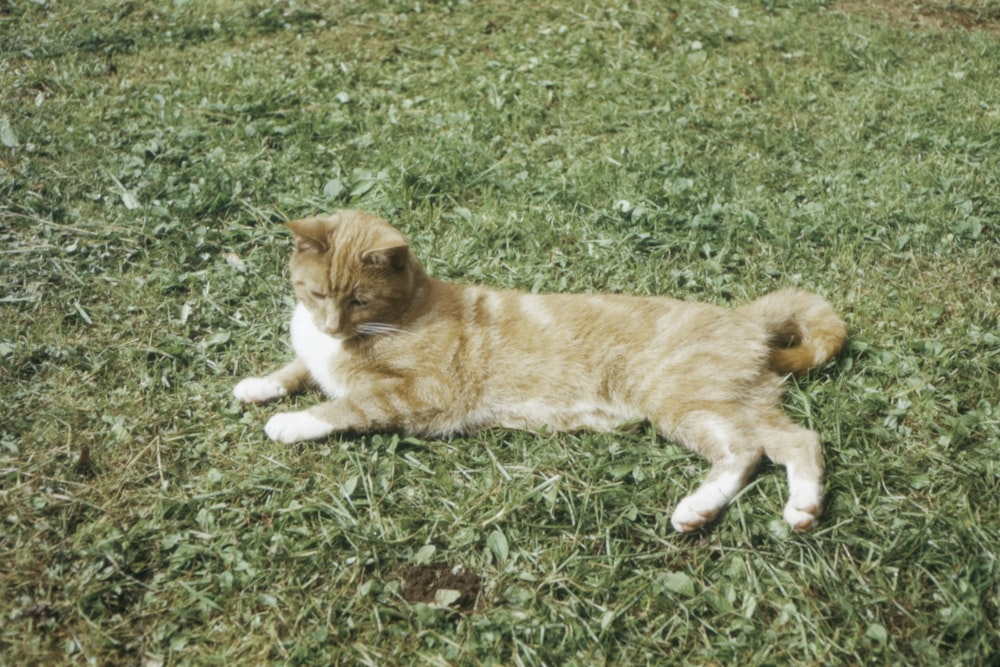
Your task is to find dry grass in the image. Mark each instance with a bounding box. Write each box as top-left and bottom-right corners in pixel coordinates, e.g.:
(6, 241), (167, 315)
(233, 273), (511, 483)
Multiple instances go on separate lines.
(837, 0), (1000, 32)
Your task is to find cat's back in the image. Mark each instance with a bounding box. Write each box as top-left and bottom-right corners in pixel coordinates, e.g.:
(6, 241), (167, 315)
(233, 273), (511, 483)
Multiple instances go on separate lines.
(413, 281), (769, 382)
(464, 285), (759, 353)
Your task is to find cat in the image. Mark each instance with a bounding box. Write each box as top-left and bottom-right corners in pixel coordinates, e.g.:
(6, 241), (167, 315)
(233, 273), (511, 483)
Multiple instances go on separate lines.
(234, 210), (846, 533)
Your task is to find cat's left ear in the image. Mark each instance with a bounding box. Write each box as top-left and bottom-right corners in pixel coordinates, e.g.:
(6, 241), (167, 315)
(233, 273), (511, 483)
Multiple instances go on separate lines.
(286, 218), (331, 254)
(361, 244), (410, 271)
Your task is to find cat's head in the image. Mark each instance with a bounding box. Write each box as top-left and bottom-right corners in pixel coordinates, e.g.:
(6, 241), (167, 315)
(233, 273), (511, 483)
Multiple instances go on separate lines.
(286, 211), (420, 340)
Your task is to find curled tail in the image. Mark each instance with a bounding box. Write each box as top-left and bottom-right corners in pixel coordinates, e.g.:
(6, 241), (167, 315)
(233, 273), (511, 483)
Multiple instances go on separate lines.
(740, 289), (847, 375)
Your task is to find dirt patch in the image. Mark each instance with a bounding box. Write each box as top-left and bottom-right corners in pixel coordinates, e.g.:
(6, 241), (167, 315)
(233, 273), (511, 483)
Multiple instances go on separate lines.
(399, 564), (482, 612)
(837, 0), (1000, 33)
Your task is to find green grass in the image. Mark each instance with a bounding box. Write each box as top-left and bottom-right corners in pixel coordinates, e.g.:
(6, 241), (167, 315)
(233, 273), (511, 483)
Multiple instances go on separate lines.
(2, 0), (998, 664)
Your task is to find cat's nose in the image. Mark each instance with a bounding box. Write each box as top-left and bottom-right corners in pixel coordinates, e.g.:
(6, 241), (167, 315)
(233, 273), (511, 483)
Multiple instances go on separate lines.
(324, 312), (341, 335)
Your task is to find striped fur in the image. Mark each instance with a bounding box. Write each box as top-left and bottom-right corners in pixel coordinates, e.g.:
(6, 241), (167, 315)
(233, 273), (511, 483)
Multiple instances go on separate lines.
(234, 211), (846, 532)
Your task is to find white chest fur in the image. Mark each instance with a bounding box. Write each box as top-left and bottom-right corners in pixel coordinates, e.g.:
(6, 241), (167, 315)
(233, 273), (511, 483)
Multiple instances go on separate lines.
(289, 302), (349, 398)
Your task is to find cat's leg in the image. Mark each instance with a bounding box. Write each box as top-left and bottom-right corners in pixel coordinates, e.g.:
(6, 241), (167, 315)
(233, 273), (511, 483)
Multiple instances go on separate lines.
(670, 452), (761, 533)
(660, 409), (763, 532)
(758, 418), (824, 532)
(234, 358), (310, 404)
(265, 405), (338, 443)
(264, 380), (446, 444)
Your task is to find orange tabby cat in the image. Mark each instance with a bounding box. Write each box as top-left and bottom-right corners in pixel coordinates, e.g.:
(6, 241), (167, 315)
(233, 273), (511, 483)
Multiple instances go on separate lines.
(234, 210), (846, 532)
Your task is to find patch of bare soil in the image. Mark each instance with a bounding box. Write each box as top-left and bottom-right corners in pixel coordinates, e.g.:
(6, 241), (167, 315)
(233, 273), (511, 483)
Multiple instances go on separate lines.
(399, 564), (483, 612)
(837, 0), (1000, 33)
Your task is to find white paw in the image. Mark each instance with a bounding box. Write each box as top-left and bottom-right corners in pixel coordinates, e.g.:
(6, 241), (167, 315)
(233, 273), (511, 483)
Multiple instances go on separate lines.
(783, 502), (822, 533)
(670, 496), (721, 533)
(784, 480), (823, 532)
(264, 411), (333, 444)
(234, 377), (288, 404)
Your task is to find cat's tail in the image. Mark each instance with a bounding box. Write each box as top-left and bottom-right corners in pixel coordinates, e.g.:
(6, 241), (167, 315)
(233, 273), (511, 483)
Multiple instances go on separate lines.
(740, 289), (847, 375)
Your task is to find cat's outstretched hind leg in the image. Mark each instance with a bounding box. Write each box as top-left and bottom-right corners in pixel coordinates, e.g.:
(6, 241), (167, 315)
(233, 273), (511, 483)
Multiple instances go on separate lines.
(760, 419), (825, 532)
(670, 452), (760, 532)
(661, 409), (763, 532)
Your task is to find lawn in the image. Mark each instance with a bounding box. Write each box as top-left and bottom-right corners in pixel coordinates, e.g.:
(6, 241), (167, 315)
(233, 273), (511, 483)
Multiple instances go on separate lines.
(1, 0), (998, 664)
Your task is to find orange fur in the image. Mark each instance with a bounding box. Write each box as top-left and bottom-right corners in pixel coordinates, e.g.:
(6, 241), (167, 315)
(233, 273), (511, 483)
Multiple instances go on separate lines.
(234, 210), (847, 532)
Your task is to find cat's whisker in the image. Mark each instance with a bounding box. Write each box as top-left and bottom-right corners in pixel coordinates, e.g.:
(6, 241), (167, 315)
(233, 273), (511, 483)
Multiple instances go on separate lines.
(357, 322), (409, 337)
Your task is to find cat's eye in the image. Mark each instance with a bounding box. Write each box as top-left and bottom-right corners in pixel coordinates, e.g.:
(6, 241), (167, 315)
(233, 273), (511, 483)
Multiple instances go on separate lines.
(310, 290), (327, 300)
(351, 297), (368, 308)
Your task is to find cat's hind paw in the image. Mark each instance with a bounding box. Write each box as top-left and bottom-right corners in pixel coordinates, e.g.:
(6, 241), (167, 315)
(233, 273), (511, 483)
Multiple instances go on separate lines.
(264, 411), (333, 444)
(234, 377), (288, 404)
(783, 502), (822, 533)
(783, 480), (823, 532)
(670, 497), (720, 533)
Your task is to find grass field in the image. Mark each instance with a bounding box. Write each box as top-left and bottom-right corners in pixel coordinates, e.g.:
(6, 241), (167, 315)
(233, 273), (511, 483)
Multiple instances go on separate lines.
(2, 0), (999, 664)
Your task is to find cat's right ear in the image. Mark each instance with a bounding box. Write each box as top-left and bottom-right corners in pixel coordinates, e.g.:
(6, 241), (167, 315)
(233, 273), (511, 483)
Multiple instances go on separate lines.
(286, 218), (330, 254)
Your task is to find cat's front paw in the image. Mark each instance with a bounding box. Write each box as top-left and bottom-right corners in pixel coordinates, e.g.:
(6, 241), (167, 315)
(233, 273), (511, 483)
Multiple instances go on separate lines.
(264, 411), (333, 444)
(234, 377), (288, 404)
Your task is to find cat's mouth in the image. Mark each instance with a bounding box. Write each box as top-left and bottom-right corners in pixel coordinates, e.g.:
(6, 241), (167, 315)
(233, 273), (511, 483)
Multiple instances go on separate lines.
(313, 319), (350, 340)
(323, 329), (350, 341)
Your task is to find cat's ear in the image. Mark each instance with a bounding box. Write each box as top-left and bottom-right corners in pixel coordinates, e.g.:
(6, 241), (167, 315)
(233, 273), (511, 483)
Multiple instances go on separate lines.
(361, 244), (410, 271)
(286, 218), (331, 254)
